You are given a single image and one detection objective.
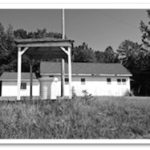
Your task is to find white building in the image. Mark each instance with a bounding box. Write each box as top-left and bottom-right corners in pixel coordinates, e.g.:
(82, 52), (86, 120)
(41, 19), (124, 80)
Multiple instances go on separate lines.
(0, 62), (132, 99)
(0, 72), (40, 99)
(40, 62), (132, 99)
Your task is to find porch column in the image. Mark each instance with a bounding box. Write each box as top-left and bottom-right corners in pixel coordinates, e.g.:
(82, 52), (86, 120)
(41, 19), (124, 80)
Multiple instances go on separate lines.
(61, 46), (72, 99)
(17, 47), (22, 100)
(61, 59), (65, 97)
(68, 47), (72, 99)
(30, 60), (33, 100)
(17, 47), (28, 100)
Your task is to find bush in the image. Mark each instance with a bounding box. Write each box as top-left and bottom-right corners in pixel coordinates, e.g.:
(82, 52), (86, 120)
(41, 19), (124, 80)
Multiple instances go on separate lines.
(124, 90), (134, 96)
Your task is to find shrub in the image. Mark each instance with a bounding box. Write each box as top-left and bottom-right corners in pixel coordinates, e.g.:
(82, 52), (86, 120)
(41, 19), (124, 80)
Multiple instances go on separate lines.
(124, 90), (134, 96)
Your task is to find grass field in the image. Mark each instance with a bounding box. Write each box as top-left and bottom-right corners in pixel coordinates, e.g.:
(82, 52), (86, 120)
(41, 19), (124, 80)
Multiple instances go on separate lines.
(0, 96), (150, 139)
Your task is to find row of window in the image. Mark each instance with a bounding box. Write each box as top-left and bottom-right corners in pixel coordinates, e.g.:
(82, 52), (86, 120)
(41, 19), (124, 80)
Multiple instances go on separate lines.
(107, 78), (126, 84)
(20, 77), (127, 90)
(65, 78), (127, 85)
(21, 78), (86, 90)
(65, 78), (85, 84)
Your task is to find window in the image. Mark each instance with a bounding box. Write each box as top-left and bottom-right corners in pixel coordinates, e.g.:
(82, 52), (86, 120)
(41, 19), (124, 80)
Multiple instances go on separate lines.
(81, 78), (86, 85)
(21, 82), (27, 90)
(117, 79), (121, 84)
(117, 78), (126, 85)
(122, 79), (126, 84)
(49, 75), (54, 77)
(107, 78), (111, 84)
(65, 78), (69, 84)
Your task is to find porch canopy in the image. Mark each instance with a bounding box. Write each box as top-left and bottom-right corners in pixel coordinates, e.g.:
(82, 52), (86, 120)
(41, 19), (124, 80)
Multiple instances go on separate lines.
(15, 38), (74, 100)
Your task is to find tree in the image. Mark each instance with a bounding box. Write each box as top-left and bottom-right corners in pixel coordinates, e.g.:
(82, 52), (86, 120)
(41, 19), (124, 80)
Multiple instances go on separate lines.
(0, 23), (16, 73)
(140, 10), (150, 51)
(14, 28), (63, 39)
(95, 51), (106, 63)
(95, 46), (118, 63)
(104, 46), (118, 63)
(135, 10), (150, 96)
(27, 28), (47, 39)
(117, 39), (150, 96)
(14, 29), (28, 39)
(72, 42), (96, 62)
(117, 40), (144, 71)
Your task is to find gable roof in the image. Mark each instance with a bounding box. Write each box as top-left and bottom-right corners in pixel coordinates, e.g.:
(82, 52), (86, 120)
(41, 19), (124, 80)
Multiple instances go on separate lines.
(0, 72), (38, 81)
(40, 62), (132, 77)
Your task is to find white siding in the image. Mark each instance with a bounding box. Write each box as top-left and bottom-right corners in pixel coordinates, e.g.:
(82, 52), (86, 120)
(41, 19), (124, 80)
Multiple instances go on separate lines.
(40, 76), (131, 99)
(68, 76), (130, 97)
(1, 81), (40, 97)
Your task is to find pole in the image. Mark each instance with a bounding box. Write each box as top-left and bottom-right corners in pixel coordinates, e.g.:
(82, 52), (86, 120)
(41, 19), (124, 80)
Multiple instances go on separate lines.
(61, 59), (65, 97)
(61, 9), (65, 97)
(17, 47), (21, 100)
(62, 9), (65, 39)
(17, 47), (28, 100)
(30, 59), (33, 100)
(68, 47), (72, 99)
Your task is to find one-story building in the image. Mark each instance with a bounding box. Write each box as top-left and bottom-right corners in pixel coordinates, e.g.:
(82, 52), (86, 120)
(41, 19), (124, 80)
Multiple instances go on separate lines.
(40, 62), (132, 99)
(0, 62), (132, 99)
(0, 72), (39, 99)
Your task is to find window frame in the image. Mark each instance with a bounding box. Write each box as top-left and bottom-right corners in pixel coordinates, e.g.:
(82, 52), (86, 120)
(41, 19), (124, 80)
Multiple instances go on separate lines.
(122, 78), (127, 84)
(65, 78), (69, 84)
(21, 82), (27, 90)
(107, 78), (111, 84)
(117, 79), (121, 85)
(81, 78), (86, 85)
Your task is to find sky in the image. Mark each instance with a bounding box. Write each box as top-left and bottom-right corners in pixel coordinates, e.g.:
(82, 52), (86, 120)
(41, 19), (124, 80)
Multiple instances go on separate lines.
(0, 9), (148, 51)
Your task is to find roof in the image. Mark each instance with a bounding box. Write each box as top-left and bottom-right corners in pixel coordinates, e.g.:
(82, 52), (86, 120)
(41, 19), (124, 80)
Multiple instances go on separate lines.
(14, 38), (74, 60)
(0, 72), (38, 81)
(15, 38), (74, 44)
(40, 62), (132, 77)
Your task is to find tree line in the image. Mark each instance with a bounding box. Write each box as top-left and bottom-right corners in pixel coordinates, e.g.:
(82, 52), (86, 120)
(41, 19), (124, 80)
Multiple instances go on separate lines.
(1, 10), (150, 96)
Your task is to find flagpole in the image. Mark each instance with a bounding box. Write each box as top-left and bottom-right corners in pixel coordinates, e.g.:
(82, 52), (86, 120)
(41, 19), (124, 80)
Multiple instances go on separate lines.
(61, 9), (65, 97)
(62, 9), (65, 39)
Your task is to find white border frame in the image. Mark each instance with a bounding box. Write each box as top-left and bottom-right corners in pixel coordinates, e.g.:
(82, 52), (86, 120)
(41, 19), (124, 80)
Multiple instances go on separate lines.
(0, 139), (150, 144)
(0, 3), (149, 9)
(0, 3), (150, 144)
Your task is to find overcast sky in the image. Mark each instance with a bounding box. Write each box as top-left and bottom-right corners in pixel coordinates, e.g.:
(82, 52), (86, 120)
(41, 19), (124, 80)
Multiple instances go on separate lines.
(0, 9), (148, 51)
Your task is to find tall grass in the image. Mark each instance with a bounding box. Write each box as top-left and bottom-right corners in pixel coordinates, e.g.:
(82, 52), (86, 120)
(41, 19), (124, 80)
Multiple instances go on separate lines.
(0, 96), (150, 139)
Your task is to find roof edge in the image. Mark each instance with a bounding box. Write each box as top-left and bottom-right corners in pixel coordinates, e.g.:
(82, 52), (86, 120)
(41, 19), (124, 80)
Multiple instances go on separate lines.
(41, 73), (132, 77)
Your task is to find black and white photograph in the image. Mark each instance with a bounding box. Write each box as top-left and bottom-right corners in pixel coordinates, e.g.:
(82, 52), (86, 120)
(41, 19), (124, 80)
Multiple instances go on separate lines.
(0, 5), (150, 143)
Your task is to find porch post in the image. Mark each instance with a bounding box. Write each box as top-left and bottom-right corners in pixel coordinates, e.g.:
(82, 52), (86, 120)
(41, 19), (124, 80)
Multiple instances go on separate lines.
(68, 47), (72, 99)
(17, 47), (22, 100)
(61, 59), (65, 97)
(17, 47), (28, 100)
(30, 59), (33, 100)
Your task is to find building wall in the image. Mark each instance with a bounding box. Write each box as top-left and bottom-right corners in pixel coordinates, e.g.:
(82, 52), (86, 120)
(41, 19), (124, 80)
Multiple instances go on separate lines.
(1, 81), (40, 97)
(71, 76), (130, 96)
(40, 76), (131, 99)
